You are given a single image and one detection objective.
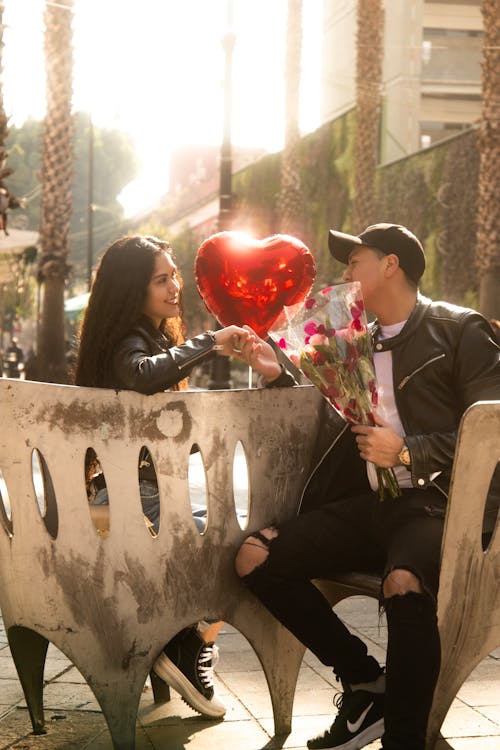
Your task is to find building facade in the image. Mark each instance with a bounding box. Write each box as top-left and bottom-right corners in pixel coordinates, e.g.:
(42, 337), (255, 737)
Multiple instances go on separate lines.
(321, 0), (482, 163)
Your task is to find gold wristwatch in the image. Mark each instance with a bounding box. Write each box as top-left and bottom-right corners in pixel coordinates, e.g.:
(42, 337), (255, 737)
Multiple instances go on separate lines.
(398, 444), (411, 467)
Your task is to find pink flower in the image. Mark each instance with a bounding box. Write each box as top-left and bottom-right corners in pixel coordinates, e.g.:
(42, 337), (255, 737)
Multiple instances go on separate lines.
(304, 321), (318, 336)
(305, 297), (316, 309)
(278, 337), (287, 349)
(309, 333), (329, 346)
(350, 317), (364, 333)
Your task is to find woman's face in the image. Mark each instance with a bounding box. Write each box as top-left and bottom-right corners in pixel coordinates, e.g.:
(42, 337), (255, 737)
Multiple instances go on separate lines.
(142, 251), (181, 326)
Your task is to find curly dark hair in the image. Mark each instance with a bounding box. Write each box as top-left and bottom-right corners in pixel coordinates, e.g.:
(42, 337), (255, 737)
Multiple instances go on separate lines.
(75, 235), (185, 388)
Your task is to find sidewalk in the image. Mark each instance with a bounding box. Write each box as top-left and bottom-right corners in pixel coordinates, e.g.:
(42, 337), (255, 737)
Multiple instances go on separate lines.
(1, 597), (499, 750)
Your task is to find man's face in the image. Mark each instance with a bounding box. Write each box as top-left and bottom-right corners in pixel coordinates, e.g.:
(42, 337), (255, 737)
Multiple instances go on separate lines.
(342, 246), (387, 311)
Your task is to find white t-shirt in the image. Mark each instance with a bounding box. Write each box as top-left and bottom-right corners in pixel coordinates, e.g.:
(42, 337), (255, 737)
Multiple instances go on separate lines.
(366, 321), (414, 491)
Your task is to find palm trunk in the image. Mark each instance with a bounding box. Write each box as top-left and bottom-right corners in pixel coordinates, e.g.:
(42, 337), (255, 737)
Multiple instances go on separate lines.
(353, 0), (384, 230)
(279, 0), (303, 237)
(476, 0), (500, 318)
(37, 0), (74, 383)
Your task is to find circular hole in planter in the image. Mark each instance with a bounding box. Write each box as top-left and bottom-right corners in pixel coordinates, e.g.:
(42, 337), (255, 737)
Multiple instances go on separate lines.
(188, 444), (208, 534)
(138, 446), (160, 537)
(85, 447), (109, 537)
(233, 441), (249, 530)
(0, 469), (13, 536)
(31, 449), (58, 539)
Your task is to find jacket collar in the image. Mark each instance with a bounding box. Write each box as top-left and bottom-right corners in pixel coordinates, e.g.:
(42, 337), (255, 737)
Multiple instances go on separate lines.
(370, 293), (432, 352)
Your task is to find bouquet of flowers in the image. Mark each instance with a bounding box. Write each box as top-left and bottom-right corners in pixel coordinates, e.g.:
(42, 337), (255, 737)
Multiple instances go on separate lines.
(270, 282), (400, 500)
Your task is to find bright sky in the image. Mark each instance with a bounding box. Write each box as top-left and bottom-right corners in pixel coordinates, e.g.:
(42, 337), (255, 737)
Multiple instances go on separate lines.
(3, 0), (323, 217)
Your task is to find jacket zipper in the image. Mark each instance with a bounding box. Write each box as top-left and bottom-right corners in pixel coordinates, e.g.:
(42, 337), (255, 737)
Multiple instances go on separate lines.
(397, 354), (445, 390)
(177, 342), (215, 370)
(298, 420), (349, 513)
(430, 478), (448, 499)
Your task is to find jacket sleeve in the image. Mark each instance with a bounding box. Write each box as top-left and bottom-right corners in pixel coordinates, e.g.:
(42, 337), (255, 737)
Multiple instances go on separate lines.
(112, 332), (216, 395)
(406, 313), (500, 485)
(261, 364), (298, 388)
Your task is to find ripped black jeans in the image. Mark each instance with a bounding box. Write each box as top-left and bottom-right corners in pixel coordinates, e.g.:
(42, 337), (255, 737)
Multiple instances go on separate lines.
(242, 489), (444, 750)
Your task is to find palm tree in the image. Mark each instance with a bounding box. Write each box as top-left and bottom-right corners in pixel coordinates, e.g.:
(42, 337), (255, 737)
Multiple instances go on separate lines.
(37, 0), (74, 382)
(352, 0), (384, 230)
(279, 0), (303, 237)
(476, 0), (500, 319)
(0, 2), (21, 231)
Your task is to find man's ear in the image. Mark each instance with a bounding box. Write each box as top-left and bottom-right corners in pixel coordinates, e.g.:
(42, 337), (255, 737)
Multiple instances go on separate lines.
(384, 253), (400, 277)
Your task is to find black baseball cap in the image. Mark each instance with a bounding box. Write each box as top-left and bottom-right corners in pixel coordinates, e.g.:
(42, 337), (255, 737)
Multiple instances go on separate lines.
(328, 223), (426, 284)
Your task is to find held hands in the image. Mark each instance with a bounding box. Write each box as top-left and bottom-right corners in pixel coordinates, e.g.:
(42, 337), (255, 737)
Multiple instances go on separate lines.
(213, 326), (255, 357)
(351, 412), (405, 468)
(232, 325), (282, 382)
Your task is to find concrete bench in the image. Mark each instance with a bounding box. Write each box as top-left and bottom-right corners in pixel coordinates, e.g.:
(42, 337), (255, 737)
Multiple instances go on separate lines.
(0, 379), (498, 750)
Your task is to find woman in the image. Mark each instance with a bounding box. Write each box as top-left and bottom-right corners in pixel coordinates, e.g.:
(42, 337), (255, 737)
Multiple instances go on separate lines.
(75, 234), (254, 719)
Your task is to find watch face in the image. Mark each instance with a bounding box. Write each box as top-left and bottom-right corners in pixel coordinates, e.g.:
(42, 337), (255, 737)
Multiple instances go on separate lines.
(400, 448), (411, 466)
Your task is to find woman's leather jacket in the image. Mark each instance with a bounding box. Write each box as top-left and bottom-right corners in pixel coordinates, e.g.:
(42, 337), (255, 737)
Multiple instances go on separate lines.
(111, 316), (216, 395)
(295, 294), (500, 531)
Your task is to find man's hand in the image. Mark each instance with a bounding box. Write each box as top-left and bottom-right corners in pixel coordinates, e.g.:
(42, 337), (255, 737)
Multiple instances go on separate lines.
(235, 326), (282, 382)
(351, 412), (404, 468)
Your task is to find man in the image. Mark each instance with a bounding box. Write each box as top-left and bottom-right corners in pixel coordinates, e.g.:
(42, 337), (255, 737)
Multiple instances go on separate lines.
(235, 223), (500, 750)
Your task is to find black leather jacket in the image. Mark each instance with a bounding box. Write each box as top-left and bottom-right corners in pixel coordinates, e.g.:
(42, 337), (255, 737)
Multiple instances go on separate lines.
(292, 294), (500, 531)
(111, 316), (216, 395)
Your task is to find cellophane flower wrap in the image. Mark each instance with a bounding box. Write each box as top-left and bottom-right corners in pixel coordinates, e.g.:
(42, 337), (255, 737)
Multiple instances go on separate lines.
(270, 282), (400, 500)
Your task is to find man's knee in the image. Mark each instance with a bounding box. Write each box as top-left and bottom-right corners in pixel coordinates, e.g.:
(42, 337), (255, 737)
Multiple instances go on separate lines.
(383, 568), (422, 598)
(235, 527), (279, 578)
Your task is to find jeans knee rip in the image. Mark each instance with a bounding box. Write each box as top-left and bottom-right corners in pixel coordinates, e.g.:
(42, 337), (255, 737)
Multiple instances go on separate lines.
(380, 566), (436, 614)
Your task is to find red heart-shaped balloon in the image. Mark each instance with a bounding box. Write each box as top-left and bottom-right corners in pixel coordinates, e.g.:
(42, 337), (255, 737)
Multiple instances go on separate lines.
(195, 232), (316, 338)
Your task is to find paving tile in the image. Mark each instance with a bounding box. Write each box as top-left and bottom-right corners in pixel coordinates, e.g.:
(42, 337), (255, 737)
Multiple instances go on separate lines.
(0, 708), (111, 750)
(435, 739), (500, 750)
(143, 716), (270, 750)
(441, 701), (500, 737)
(476, 705), (500, 725)
(83, 725), (154, 750)
(0, 678), (26, 706)
(50, 665), (88, 685)
(354, 624), (388, 649)
(216, 646), (261, 672)
(46, 643), (73, 662)
(457, 677), (500, 707)
(139, 686), (253, 723)
(0, 654), (70, 683)
(32, 681), (101, 712)
(334, 596), (382, 627)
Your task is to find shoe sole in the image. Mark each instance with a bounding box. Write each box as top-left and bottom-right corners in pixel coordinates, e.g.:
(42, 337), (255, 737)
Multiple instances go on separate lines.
(308, 718), (384, 750)
(153, 655), (226, 719)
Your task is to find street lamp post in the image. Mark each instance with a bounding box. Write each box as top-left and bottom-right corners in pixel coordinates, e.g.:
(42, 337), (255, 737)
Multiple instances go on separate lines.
(86, 113), (94, 291)
(208, 0), (236, 390)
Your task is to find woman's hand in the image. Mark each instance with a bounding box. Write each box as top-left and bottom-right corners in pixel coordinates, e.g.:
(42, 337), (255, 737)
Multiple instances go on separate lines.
(236, 326), (282, 382)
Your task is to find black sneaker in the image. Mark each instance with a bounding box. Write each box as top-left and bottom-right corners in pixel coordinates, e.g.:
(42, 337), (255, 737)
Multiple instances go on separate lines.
(307, 688), (384, 750)
(153, 627), (226, 718)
